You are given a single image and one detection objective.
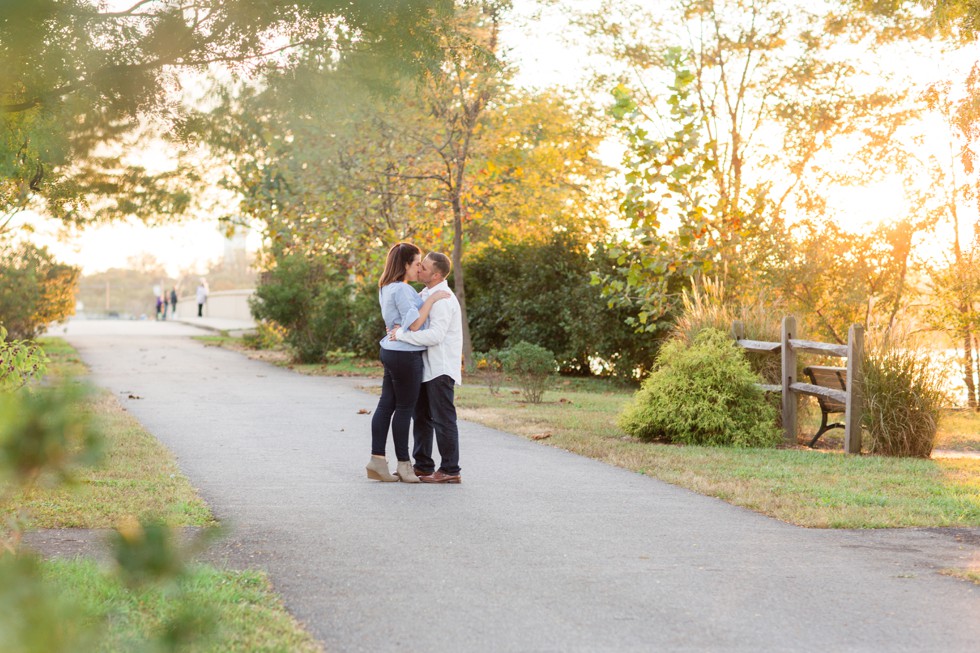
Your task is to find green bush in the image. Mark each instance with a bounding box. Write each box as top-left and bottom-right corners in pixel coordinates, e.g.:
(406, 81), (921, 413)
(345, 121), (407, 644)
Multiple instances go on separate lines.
(347, 281), (387, 359)
(250, 255), (353, 363)
(863, 338), (948, 457)
(251, 255), (385, 362)
(0, 354), (215, 652)
(0, 327), (48, 392)
(241, 321), (286, 350)
(0, 241), (79, 340)
(466, 234), (662, 379)
(501, 341), (555, 404)
(618, 328), (781, 447)
(671, 277), (782, 384)
(0, 379), (103, 488)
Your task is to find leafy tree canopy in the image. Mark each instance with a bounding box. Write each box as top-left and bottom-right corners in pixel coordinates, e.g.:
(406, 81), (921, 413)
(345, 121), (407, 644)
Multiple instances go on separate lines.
(0, 0), (453, 228)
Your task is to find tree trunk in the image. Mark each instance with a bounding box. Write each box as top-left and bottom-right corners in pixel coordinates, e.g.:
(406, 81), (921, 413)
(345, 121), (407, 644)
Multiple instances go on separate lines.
(450, 191), (473, 370)
(966, 322), (979, 409)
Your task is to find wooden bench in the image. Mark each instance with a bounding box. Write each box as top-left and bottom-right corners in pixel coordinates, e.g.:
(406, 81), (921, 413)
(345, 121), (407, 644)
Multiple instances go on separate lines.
(801, 365), (847, 447)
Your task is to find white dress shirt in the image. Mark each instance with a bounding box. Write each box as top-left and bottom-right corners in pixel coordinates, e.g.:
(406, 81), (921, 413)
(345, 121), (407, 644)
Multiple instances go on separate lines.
(394, 280), (463, 385)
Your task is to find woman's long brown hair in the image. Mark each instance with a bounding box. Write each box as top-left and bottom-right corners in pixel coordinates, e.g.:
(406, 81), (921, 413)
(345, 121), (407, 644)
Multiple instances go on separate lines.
(378, 242), (421, 287)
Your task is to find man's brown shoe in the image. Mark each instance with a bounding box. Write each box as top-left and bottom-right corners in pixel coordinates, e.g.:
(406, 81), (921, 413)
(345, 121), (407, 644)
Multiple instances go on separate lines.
(419, 470), (461, 484)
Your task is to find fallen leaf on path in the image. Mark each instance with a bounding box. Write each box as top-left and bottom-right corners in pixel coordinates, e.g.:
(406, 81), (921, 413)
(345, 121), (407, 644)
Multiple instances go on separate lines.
(357, 409), (371, 415)
(530, 432), (552, 440)
(128, 394), (142, 400)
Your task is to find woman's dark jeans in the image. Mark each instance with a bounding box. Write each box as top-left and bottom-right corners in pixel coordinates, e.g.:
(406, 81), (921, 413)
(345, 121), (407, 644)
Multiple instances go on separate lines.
(371, 348), (424, 461)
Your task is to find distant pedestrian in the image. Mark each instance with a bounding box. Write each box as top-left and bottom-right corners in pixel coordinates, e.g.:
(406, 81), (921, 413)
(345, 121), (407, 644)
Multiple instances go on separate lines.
(155, 295), (164, 321)
(170, 287), (178, 317)
(196, 280), (208, 317)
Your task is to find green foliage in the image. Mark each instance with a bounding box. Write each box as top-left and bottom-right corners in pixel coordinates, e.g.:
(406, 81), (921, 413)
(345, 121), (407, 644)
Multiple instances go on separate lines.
(597, 54), (728, 332)
(111, 518), (196, 590)
(347, 281), (390, 359)
(0, 380), (102, 489)
(250, 254), (383, 363)
(1, 0), (454, 225)
(192, 2), (515, 278)
(0, 342), (222, 651)
(590, 1), (915, 339)
(863, 337), (949, 458)
(0, 327), (48, 392)
(501, 341), (556, 404)
(242, 321), (286, 350)
(0, 553), (100, 653)
(0, 523), (221, 653)
(466, 234), (661, 379)
(618, 329), (781, 447)
(0, 241), (79, 340)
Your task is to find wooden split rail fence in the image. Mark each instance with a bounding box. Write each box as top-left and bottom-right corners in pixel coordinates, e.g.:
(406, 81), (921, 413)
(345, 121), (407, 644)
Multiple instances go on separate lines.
(731, 316), (864, 454)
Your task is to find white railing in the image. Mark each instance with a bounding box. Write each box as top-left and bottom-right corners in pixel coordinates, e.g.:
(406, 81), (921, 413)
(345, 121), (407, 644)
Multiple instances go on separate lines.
(176, 289), (255, 322)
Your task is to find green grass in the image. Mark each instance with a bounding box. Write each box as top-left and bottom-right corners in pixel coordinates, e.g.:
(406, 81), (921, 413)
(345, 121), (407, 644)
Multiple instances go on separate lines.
(935, 409), (980, 451)
(194, 335), (384, 377)
(40, 558), (323, 652)
(941, 568), (980, 585)
(37, 336), (89, 376)
(193, 334), (237, 347)
(456, 382), (980, 529)
(1, 338), (213, 528)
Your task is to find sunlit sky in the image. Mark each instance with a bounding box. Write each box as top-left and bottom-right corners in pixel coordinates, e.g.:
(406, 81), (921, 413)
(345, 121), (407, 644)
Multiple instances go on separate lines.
(18, 1), (980, 276)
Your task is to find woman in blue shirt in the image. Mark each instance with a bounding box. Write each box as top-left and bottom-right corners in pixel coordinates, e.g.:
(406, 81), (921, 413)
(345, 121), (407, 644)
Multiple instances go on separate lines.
(367, 242), (450, 483)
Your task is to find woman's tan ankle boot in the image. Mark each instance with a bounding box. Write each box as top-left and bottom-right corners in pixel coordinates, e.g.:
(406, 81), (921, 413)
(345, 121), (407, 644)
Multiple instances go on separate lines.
(396, 461), (420, 483)
(366, 456), (398, 482)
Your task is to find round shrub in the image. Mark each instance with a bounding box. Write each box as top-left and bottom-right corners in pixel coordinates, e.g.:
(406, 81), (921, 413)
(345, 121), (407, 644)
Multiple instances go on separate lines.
(501, 341), (556, 404)
(250, 254), (374, 363)
(617, 328), (781, 447)
(862, 344), (948, 458)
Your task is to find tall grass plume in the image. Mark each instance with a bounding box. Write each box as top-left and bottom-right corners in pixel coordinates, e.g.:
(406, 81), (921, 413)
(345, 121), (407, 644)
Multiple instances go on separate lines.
(863, 330), (949, 457)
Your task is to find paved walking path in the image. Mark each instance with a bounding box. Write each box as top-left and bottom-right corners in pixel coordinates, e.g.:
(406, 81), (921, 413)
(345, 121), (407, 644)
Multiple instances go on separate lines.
(59, 320), (978, 652)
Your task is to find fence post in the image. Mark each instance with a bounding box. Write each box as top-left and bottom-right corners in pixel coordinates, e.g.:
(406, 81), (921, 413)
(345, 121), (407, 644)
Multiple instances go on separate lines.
(781, 316), (797, 445)
(731, 320), (745, 341)
(844, 324), (864, 454)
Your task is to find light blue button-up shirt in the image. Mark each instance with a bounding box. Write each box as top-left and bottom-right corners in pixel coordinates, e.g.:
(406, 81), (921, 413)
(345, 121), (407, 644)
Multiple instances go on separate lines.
(378, 282), (425, 352)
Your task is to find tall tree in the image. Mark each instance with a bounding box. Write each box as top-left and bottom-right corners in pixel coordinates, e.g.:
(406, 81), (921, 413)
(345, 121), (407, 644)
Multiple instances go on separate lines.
(391, 0), (510, 365)
(584, 0), (915, 327)
(200, 1), (614, 366)
(464, 88), (611, 254)
(922, 73), (980, 408)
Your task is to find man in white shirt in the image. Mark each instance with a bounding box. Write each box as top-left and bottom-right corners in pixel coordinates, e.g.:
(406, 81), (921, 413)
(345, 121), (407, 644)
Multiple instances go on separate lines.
(391, 252), (463, 483)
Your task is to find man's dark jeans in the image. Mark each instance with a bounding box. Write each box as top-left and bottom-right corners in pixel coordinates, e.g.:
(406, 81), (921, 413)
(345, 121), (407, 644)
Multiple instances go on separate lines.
(412, 375), (460, 475)
(372, 348), (424, 461)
